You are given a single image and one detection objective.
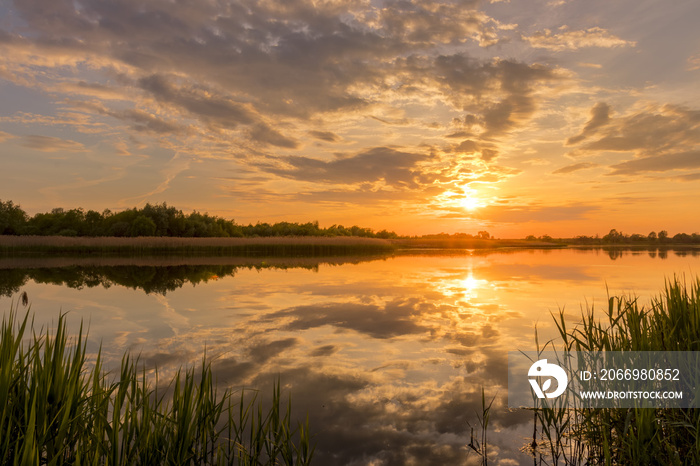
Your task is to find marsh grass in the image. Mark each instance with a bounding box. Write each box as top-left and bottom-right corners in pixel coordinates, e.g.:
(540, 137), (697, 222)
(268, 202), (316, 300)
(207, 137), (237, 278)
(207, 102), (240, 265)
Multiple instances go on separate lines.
(0, 235), (395, 257)
(467, 388), (496, 465)
(531, 275), (700, 465)
(0, 308), (314, 465)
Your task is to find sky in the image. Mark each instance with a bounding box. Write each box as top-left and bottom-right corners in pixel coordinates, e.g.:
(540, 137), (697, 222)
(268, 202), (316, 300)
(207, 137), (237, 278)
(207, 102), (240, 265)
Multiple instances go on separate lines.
(0, 0), (699, 237)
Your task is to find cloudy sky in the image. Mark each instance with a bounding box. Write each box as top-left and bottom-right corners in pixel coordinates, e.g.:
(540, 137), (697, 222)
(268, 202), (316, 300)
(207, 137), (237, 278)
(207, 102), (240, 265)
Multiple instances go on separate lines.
(1, 0), (698, 237)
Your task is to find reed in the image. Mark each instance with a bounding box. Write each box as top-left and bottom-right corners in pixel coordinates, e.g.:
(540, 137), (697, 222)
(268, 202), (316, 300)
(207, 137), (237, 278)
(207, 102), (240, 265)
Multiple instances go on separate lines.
(533, 275), (700, 465)
(0, 235), (395, 258)
(0, 307), (314, 465)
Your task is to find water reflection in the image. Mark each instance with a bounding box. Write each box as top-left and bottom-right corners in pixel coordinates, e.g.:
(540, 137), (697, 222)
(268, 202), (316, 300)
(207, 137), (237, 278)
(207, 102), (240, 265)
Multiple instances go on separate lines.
(2, 249), (700, 464)
(0, 256), (385, 296)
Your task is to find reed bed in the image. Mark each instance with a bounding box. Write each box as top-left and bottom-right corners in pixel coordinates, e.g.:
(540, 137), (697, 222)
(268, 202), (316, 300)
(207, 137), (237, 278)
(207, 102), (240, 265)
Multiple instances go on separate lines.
(0, 308), (314, 465)
(532, 275), (700, 465)
(0, 235), (395, 257)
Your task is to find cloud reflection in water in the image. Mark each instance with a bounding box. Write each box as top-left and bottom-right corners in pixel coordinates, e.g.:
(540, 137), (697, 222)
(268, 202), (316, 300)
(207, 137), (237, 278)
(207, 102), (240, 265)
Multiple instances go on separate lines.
(4, 249), (700, 464)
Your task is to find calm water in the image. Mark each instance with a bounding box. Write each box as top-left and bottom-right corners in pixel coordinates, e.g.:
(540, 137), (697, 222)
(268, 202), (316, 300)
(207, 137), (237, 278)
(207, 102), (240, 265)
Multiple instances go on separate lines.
(2, 248), (699, 465)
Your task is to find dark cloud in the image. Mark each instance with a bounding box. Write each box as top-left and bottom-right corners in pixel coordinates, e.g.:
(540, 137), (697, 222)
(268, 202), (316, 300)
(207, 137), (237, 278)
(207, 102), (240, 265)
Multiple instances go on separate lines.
(6, 0), (561, 154)
(246, 337), (299, 364)
(552, 162), (598, 174)
(260, 298), (429, 339)
(609, 150), (700, 175)
(432, 56), (561, 136)
(562, 104), (700, 176)
(570, 104), (700, 156)
(242, 362), (529, 466)
(248, 123), (299, 149)
(260, 146), (432, 187)
(309, 344), (338, 357)
(378, 0), (487, 46)
(566, 102), (611, 145)
(308, 130), (341, 142)
(456, 139), (479, 152)
(140, 350), (194, 370)
(138, 74), (256, 128)
(676, 172), (700, 181)
(120, 109), (187, 135)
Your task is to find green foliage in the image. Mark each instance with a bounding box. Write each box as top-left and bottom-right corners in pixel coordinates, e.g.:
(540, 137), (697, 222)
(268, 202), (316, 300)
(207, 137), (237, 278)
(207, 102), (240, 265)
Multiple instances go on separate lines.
(535, 276), (700, 465)
(0, 308), (315, 465)
(0, 199), (398, 239)
(0, 200), (28, 235)
(130, 215), (157, 237)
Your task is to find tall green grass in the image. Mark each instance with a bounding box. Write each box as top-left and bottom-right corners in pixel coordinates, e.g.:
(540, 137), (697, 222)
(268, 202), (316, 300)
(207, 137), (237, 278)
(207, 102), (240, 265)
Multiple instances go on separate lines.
(533, 275), (700, 465)
(0, 308), (314, 465)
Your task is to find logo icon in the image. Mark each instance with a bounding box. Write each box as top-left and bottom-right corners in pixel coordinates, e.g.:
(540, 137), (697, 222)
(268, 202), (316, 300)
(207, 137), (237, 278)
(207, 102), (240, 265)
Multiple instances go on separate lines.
(528, 359), (568, 399)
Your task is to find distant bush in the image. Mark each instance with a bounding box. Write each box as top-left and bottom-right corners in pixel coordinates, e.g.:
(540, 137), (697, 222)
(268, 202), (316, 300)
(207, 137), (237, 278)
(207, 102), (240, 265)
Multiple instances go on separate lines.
(0, 199), (400, 239)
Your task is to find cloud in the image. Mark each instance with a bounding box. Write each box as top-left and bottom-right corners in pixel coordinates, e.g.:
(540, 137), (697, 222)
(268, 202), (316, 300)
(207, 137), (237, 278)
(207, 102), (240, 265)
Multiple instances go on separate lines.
(260, 298), (430, 339)
(524, 27), (636, 51)
(309, 344), (339, 357)
(609, 150), (700, 175)
(21, 135), (85, 152)
(676, 172), (700, 182)
(474, 203), (599, 223)
(308, 130), (341, 142)
(0, 131), (14, 142)
(246, 337), (299, 364)
(290, 187), (422, 206)
(138, 74), (256, 129)
(566, 102), (611, 145)
(552, 162), (598, 174)
(248, 123), (299, 149)
(3, 0), (561, 151)
(431, 56), (563, 136)
(567, 105), (700, 177)
(259, 146), (433, 187)
(66, 100), (191, 136)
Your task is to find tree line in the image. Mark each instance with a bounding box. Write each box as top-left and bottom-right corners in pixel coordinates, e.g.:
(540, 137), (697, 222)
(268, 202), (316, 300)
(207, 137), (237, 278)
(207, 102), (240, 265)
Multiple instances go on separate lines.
(526, 228), (700, 244)
(0, 200), (399, 239)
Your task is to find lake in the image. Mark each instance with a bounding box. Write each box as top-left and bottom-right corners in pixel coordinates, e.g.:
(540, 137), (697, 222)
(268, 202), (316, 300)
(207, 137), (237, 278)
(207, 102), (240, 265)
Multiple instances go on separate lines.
(2, 247), (699, 465)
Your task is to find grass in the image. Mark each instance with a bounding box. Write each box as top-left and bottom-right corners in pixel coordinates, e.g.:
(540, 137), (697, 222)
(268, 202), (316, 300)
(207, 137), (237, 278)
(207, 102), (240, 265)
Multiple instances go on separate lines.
(530, 275), (700, 465)
(0, 307), (314, 465)
(0, 235), (396, 257)
(0, 235), (573, 258)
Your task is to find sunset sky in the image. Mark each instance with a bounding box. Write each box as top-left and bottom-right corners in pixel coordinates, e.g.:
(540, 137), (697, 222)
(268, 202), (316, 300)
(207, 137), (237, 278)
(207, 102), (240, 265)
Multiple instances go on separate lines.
(1, 0), (698, 237)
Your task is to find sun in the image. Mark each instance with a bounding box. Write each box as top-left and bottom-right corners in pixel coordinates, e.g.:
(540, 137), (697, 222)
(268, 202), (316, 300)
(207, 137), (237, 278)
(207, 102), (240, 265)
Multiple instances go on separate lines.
(460, 194), (481, 211)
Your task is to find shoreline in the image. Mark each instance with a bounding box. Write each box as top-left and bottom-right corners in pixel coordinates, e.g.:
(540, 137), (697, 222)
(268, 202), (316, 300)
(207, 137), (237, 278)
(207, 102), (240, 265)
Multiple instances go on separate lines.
(1, 235), (698, 257)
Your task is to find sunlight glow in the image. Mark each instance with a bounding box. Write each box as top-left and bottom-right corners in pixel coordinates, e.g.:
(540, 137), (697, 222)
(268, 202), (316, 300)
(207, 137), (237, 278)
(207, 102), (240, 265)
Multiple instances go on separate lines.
(460, 195), (481, 211)
(459, 187), (484, 211)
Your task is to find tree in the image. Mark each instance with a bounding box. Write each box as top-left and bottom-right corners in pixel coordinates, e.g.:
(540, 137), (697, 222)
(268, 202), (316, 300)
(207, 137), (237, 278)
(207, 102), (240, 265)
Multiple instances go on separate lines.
(0, 200), (28, 235)
(603, 229), (625, 244)
(658, 230), (668, 243)
(130, 215), (157, 237)
(477, 231), (490, 239)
